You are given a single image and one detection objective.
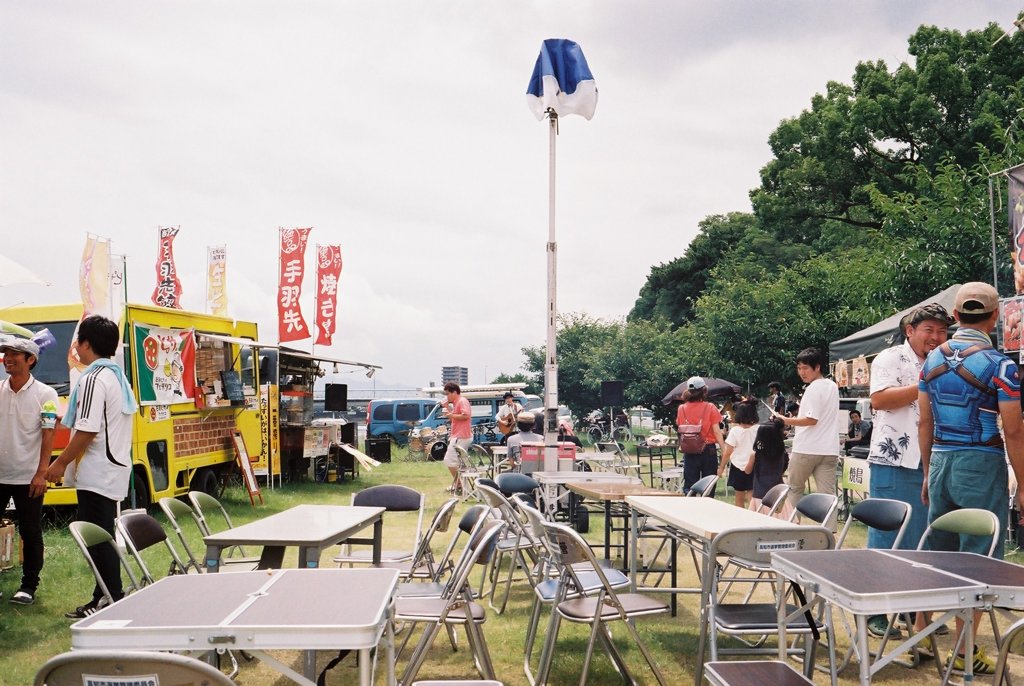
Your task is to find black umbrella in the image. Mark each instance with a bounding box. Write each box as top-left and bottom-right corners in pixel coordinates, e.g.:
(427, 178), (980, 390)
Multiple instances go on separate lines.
(661, 377), (741, 405)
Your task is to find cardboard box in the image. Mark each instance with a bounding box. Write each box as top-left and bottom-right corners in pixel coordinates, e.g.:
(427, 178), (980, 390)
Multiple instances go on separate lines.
(0, 519), (14, 571)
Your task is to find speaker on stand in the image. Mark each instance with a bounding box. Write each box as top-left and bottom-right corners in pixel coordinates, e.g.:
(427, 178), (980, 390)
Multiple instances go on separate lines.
(324, 383), (348, 412)
(600, 380), (624, 408)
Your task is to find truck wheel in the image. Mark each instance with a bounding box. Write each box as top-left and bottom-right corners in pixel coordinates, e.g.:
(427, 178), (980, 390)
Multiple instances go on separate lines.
(122, 468), (151, 512)
(191, 468), (220, 498)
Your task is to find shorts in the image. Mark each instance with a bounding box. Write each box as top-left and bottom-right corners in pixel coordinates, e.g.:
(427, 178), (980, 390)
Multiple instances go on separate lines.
(727, 464), (753, 491)
(927, 449), (1008, 558)
(443, 437), (473, 468)
(867, 463), (926, 551)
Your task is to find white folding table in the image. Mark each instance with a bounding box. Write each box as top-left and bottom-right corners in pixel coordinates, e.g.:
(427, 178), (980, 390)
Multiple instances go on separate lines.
(532, 470), (639, 519)
(203, 503), (384, 572)
(71, 568), (399, 686)
(772, 548), (1024, 684)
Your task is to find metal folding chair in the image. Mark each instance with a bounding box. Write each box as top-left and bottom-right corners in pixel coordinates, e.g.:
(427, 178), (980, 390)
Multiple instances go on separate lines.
(789, 492), (839, 528)
(395, 520), (507, 685)
(334, 484), (425, 565)
(755, 483), (792, 517)
(386, 497), (459, 582)
(67, 521), (144, 607)
(116, 511), (191, 583)
(535, 518), (670, 686)
(187, 491), (260, 563)
(694, 525), (837, 685)
(476, 483), (543, 614)
(34, 650), (236, 686)
(158, 496), (255, 573)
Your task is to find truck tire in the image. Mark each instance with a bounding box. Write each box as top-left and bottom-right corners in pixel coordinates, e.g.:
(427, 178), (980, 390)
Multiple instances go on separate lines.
(122, 468), (151, 512)
(191, 468), (220, 498)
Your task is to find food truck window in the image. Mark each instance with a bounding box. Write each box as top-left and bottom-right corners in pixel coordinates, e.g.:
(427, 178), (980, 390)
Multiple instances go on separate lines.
(195, 336), (231, 393)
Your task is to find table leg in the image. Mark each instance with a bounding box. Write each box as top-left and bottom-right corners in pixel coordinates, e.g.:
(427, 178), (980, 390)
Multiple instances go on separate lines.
(386, 603), (396, 686)
(629, 508), (638, 592)
(372, 517), (383, 567)
(604, 501), (612, 562)
(359, 647), (371, 686)
(298, 545), (320, 569)
(304, 649), (316, 682)
(856, 613), (871, 685)
(204, 544), (223, 573)
(259, 545), (286, 569)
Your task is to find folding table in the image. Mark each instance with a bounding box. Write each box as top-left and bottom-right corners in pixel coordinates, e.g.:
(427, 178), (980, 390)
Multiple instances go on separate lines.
(772, 548), (1024, 684)
(71, 568), (399, 686)
(532, 470), (639, 520)
(203, 503), (384, 572)
(566, 481), (677, 566)
(626, 495), (798, 613)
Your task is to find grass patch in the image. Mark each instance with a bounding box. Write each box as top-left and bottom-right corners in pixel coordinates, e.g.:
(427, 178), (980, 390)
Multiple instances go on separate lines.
(3, 446), (1023, 684)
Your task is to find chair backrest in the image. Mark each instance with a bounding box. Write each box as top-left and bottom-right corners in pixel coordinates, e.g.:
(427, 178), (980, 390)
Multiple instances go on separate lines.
(836, 497), (911, 549)
(476, 477), (500, 491)
(495, 472), (539, 497)
(187, 491), (251, 559)
(405, 497), (459, 577)
(68, 521), (143, 605)
(441, 518), (506, 599)
(539, 519), (629, 617)
(707, 525), (835, 573)
(352, 484), (425, 551)
(688, 474), (718, 498)
(430, 504), (490, 584)
(34, 649), (237, 686)
(116, 511), (185, 584)
(918, 508), (1001, 556)
(158, 496), (204, 573)
(758, 483), (791, 516)
(792, 492), (839, 526)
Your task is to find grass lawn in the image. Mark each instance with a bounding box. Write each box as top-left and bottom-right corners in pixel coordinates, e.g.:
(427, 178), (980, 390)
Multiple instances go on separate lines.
(4, 446), (1024, 685)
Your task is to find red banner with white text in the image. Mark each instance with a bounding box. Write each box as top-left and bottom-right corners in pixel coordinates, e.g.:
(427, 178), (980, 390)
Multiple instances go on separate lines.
(152, 226), (183, 309)
(314, 245), (343, 345)
(277, 227), (312, 342)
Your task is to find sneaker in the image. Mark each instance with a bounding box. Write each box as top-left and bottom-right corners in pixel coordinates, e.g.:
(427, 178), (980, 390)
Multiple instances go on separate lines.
(9, 589), (34, 605)
(867, 614), (902, 639)
(64, 597), (107, 619)
(947, 645), (996, 675)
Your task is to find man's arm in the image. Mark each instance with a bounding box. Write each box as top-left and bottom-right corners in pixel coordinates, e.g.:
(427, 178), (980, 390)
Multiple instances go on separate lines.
(871, 384), (918, 411)
(43, 430), (97, 484)
(918, 390), (934, 506)
(998, 399), (1024, 513)
(30, 428), (55, 498)
(780, 415), (817, 427)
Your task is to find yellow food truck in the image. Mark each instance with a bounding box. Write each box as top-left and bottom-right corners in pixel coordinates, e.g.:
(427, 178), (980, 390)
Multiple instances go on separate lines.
(0, 303), (267, 508)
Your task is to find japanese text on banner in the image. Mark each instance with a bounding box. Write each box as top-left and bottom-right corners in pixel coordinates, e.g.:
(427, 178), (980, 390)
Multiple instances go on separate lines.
(152, 226), (183, 309)
(207, 245), (228, 316)
(277, 227), (311, 342)
(314, 244), (343, 345)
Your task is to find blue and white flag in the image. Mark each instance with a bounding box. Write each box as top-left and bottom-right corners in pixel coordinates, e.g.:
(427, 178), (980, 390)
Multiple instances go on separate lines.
(526, 39), (597, 121)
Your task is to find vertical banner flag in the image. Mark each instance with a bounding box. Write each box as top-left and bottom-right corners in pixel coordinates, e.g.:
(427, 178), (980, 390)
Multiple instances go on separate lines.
(1010, 166), (1024, 295)
(206, 245), (228, 316)
(69, 235), (114, 375)
(133, 324), (197, 406)
(277, 227), (312, 342)
(314, 245), (343, 345)
(152, 226), (183, 309)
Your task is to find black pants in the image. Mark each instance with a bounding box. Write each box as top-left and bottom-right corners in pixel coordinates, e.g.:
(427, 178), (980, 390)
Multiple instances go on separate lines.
(682, 445), (719, 495)
(0, 483), (44, 593)
(76, 489), (122, 603)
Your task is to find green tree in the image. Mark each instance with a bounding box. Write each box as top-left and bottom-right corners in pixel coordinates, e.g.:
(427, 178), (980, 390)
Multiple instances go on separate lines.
(488, 372), (539, 396)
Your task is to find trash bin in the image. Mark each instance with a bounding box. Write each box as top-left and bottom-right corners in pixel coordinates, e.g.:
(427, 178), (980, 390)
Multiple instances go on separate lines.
(365, 438), (391, 463)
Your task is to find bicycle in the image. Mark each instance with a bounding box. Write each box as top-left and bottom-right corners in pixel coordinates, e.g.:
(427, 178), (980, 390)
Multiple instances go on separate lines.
(581, 410), (633, 444)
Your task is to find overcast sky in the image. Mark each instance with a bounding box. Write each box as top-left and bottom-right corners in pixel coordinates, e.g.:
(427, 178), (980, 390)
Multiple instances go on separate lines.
(0, 1), (1015, 392)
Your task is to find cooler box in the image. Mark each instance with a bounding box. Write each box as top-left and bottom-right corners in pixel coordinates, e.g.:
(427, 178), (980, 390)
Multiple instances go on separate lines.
(520, 442), (544, 475)
(521, 441), (577, 473)
(557, 442), (577, 472)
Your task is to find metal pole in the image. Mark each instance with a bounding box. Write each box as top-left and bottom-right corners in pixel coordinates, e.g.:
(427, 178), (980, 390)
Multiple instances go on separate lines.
(544, 110), (559, 447)
(989, 176), (1000, 291)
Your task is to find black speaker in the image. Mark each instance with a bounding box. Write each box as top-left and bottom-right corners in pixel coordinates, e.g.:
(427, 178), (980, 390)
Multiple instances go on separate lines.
(600, 380), (624, 407)
(324, 383), (348, 411)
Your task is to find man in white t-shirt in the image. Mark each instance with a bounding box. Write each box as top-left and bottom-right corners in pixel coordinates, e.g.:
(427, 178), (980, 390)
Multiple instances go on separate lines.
(777, 347), (839, 513)
(0, 338), (58, 605)
(45, 315), (136, 619)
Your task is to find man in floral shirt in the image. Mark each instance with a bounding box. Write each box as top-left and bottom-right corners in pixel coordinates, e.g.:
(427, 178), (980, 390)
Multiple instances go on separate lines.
(864, 303), (952, 638)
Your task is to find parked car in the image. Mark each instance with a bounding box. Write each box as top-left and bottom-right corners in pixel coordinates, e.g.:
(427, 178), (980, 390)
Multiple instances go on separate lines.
(629, 407), (656, 430)
(366, 398), (438, 445)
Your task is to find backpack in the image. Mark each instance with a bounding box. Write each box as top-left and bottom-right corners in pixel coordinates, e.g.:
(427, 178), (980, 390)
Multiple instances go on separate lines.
(677, 404), (709, 454)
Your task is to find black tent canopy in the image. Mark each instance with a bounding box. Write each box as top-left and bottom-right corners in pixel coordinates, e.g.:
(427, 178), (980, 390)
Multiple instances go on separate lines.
(828, 284), (960, 363)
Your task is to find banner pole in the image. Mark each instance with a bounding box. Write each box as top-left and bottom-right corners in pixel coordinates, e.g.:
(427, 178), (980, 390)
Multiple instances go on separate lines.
(990, 176), (1000, 291)
(544, 109), (559, 447)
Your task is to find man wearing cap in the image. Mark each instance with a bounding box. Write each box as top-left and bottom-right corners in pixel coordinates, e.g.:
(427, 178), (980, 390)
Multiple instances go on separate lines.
(861, 303), (952, 638)
(776, 347), (840, 513)
(0, 338), (58, 605)
(919, 283), (1024, 673)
